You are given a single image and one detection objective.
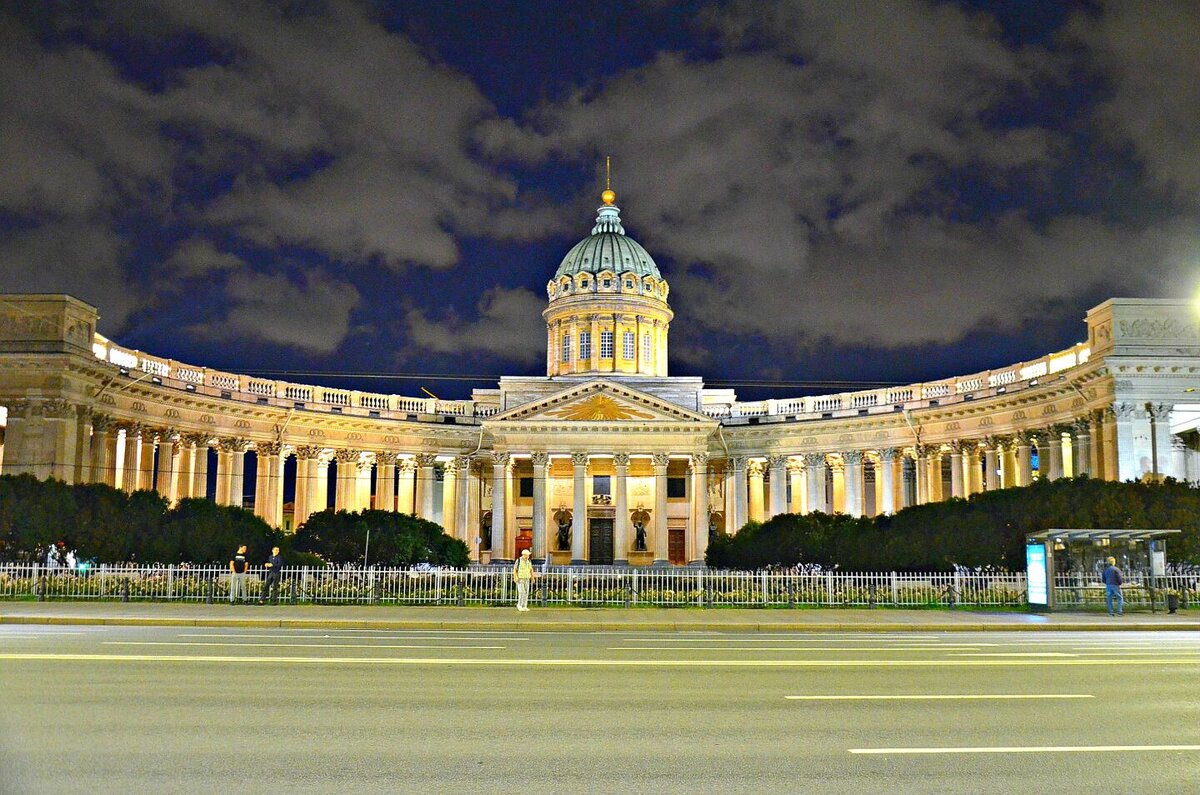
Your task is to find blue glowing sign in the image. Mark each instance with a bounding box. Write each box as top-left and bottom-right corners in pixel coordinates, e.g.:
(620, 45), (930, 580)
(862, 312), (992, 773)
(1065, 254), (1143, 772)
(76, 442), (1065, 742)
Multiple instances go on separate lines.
(1026, 543), (1048, 605)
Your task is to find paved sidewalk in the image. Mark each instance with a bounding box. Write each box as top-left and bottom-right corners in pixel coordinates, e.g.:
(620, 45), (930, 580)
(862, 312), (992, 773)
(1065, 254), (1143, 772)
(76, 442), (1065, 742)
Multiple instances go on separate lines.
(2, 600), (1199, 632)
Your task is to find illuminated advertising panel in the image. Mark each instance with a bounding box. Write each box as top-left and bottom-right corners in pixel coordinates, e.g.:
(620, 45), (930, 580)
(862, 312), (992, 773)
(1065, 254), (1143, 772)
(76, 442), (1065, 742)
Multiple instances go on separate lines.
(1026, 542), (1048, 606)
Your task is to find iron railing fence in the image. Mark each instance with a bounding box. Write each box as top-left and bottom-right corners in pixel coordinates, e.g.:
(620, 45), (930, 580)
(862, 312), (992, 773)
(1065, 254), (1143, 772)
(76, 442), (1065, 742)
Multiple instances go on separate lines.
(1, 564), (1195, 609)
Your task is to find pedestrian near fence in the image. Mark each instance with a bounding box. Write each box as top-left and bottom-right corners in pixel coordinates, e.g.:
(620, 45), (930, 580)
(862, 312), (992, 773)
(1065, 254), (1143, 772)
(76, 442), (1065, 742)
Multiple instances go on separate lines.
(512, 548), (534, 611)
(1102, 556), (1124, 616)
(229, 545), (248, 604)
(259, 546), (282, 605)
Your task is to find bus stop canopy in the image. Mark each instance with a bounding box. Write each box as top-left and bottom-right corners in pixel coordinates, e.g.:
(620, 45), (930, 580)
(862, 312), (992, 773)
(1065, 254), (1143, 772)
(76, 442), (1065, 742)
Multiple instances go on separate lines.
(1027, 529), (1180, 543)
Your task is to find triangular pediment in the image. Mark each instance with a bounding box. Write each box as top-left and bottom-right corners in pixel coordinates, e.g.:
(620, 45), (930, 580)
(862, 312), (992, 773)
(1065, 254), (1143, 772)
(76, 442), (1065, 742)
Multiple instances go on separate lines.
(487, 380), (716, 426)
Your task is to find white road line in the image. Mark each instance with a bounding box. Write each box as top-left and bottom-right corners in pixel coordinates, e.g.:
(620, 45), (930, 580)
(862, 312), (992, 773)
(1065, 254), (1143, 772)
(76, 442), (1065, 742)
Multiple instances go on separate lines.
(618, 636), (960, 643)
(611, 646), (984, 652)
(849, 744), (1200, 755)
(103, 641), (506, 650)
(176, 633), (528, 641)
(949, 652), (1077, 657)
(8, 653), (1200, 668)
(787, 694), (1094, 701)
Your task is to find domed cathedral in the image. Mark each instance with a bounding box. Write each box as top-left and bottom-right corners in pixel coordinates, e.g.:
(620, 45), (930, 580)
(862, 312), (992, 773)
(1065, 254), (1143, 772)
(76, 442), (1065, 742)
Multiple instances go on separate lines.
(2, 168), (1200, 569)
(544, 186), (672, 378)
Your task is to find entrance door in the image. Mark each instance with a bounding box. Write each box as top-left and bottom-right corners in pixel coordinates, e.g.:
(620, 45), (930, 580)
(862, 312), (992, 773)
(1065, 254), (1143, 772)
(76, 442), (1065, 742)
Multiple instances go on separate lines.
(668, 527), (686, 565)
(515, 529), (532, 558)
(588, 519), (614, 565)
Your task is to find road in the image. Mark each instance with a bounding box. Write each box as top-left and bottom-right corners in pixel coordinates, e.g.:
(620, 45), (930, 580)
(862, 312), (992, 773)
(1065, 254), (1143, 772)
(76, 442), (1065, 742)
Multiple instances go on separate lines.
(2, 625), (1199, 793)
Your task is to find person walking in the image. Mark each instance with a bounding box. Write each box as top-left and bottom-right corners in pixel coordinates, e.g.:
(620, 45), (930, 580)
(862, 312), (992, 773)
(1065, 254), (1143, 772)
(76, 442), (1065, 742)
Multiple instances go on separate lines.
(229, 545), (248, 604)
(259, 546), (283, 605)
(1102, 556), (1124, 616)
(512, 548), (535, 612)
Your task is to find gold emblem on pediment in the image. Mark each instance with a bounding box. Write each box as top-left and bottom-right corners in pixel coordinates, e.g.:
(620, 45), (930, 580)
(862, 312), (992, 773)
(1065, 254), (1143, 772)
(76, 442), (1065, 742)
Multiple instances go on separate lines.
(549, 394), (656, 421)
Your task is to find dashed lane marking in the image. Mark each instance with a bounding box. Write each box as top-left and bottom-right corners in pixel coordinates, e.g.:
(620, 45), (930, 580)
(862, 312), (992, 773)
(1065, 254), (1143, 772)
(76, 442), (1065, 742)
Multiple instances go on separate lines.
(175, 633), (529, 641)
(849, 744), (1200, 755)
(787, 694), (1094, 701)
(610, 646), (984, 652)
(103, 641), (506, 650)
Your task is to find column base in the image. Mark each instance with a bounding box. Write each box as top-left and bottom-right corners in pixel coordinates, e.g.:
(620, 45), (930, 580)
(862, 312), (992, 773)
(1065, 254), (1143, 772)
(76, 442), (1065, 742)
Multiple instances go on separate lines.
(651, 559), (671, 567)
(491, 558), (512, 566)
(686, 559), (706, 567)
(570, 558), (587, 566)
(613, 558), (630, 567)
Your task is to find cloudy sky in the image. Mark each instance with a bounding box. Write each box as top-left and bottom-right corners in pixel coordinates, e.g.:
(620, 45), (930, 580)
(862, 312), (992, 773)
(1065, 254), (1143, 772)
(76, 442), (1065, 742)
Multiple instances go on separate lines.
(2, 1), (1198, 399)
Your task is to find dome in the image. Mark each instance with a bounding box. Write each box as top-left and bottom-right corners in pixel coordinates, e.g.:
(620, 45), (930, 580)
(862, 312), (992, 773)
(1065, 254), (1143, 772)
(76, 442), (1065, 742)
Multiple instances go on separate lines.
(554, 204), (661, 280)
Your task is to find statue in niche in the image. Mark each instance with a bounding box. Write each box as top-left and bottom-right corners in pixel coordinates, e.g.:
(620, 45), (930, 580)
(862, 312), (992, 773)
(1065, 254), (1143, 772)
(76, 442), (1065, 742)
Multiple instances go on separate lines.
(557, 513), (572, 550)
(633, 521), (647, 552)
(709, 512), (720, 545)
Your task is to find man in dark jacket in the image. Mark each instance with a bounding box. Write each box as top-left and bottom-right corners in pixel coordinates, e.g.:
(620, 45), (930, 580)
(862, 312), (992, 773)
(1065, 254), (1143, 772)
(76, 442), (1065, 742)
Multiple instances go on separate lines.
(1102, 556), (1124, 616)
(260, 547), (283, 605)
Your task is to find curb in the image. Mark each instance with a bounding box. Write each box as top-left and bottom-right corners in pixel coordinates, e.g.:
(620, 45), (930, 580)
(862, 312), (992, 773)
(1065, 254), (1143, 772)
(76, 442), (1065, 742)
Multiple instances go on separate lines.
(4, 614), (1200, 632)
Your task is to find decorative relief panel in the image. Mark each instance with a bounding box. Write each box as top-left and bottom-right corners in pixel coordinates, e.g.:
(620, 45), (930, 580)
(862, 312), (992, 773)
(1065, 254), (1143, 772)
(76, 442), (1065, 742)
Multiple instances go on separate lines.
(1119, 318), (1200, 340)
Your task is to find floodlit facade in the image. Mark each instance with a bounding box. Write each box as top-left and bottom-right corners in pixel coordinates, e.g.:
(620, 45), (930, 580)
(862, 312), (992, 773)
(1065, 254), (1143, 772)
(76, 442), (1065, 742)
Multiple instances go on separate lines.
(2, 190), (1200, 565)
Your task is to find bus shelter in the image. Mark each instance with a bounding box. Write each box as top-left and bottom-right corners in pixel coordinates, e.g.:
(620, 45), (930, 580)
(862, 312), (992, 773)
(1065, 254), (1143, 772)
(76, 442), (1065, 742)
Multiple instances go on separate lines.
(1025, 528), (1180, 612)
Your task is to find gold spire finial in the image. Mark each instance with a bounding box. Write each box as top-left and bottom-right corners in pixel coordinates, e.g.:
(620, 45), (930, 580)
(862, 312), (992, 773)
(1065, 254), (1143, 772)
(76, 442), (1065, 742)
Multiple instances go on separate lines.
(601, 156), (616, 205)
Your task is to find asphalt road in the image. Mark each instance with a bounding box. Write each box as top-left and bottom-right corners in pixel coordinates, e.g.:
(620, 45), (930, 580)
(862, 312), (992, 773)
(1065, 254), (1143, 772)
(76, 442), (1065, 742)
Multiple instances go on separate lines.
(2, 626), (1199, 794)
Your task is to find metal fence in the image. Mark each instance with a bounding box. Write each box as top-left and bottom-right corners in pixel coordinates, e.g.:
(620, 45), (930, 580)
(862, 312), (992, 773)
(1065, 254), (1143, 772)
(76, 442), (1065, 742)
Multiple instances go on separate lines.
(2, 564), (1195, 609)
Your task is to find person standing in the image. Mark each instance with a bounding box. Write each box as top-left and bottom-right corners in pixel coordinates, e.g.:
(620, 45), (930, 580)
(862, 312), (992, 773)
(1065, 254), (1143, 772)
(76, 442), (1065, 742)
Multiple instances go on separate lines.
(229, 545), (248, 604)
(259, 546), (283, 605)
(1102, 556), (1124, 616)
(512, 548), (534, 612)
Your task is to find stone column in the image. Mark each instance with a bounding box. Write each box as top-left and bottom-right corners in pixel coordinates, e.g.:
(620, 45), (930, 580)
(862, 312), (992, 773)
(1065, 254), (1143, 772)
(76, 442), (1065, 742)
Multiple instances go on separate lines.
(1072, 419), (1092, 476)
(352, 458), (370, 513)
(467, 460), (483, 561)
(138, 434), (156, 491)
(914, 447), (929, 504)
(803, 454), (826, 513)
(878, 448), (897, 515)
(690, 452), (708, 565)
(228, 440), (247, 509)
(74, 409), (94, 484)
(454, 456), (472, 546)
(613, 452), (631, 565)
(89, 415), (116, 487)
(120, 423), (141, 492)
(1001, 440), (1017, 488)
(949, 442), (964, 498)
(531, 452), (548, 562)
(1015, 433), (1032, 487)
(788, 460), (805, 514)
(253, 444), (268, 514)
(1110, 404), (1136, 481)
(192, 438), (209, 500)
(491, 453), (511, 562)
(396, 460), (416, 513)
(175, 434), (195, 500)
(314, 456), (330, 514)
(570, 452), (588, 564)
(842, 451), (864, 517)
(1096, 410), (1112, 480)
(984, 443), (1000, 491)
(261, 442), (283, 524)
(747, 460), (765, 523)
(415, 453), (438, 521)
(730, 456), (749, 527)
(375, 451), (397, 512)
(928, 450), (944, 503)
(964, 442), (982, 494)
(652, 452), (670, 566)
(1044, 428), (1065, 480)
(215, 441), (234, 506)
(441, 457), (458, 537)
(333, 449), (359, 511)
(766, 455), (787, 519)
(1149, 403), (1179, 480)
(293, 446), (321, 527)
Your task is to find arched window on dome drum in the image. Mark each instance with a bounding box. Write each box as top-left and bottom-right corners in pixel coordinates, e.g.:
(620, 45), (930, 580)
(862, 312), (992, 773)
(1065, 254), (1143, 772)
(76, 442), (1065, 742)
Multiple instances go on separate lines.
(600, 330), (613, 359)
(623, 331), (634, 360)
(642, 332), (652, 363)
(561, 334), (571, 363)
(579, 331), (592, 360)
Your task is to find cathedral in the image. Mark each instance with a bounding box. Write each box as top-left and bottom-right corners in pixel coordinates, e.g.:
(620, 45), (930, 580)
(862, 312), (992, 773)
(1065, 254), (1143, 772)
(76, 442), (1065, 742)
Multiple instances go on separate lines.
(2, 187), (1199, 565)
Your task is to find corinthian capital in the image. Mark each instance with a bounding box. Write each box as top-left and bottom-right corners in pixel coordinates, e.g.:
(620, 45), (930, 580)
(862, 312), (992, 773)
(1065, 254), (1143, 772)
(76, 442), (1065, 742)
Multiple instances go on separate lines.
(651, 452), (671, 468)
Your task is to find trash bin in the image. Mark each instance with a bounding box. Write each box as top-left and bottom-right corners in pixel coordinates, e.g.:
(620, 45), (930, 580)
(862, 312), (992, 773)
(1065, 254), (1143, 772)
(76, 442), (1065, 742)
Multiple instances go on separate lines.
(1167, 593), (1180, 614)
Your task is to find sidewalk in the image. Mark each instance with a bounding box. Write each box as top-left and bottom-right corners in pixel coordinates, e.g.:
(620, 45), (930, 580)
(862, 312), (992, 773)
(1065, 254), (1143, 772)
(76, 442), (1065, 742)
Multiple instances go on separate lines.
(3, 601), (1199, 632)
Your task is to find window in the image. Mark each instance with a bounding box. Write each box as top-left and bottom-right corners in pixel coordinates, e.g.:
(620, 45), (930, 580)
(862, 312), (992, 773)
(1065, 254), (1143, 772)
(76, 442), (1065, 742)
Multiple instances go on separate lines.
(667, 477), (687, 499)
(600, 330), (613, 358)
(603, 278), (612, 288)
(580, 279), (589, 289)
(624, 280), (633, 290)
(623, 331), (635, 359)
(579, 331), (592, 360)
(592, 475), (611, 496)
(642, 332), (652, 362)
(519, 477), (534, 498)
(561, 334), (571, 362)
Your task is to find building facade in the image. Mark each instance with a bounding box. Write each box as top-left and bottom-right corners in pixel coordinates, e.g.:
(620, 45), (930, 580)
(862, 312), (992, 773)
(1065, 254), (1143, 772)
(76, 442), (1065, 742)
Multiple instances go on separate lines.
(2, 191), (1200, 565)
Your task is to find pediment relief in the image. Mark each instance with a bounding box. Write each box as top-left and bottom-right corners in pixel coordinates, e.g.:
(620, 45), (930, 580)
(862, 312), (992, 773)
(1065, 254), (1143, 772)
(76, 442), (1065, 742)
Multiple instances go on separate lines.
(489, 380), (715, 426)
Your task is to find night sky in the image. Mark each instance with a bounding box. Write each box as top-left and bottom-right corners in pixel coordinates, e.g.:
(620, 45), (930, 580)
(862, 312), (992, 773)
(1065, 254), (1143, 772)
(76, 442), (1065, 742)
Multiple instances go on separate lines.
(3, 1), (1198, 401)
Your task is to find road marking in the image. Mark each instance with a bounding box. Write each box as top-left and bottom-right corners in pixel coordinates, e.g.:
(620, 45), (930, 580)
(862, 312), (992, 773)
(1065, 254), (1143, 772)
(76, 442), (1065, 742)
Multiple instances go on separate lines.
(619, 637), (964, 643)
(5, 653), (1200, 668)
(849, 744), (1200, 755)
(611, 646), (984, 652)
(103, 641), (506, 650)
(949, 652), (1076, 657)
(787, 694), (1093, 701)
(175, 633), (528, 641)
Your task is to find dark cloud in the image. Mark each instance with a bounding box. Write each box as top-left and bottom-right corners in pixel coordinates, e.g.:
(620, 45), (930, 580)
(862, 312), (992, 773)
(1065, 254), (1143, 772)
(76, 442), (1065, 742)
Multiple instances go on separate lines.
(404, 286), (546, 364)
